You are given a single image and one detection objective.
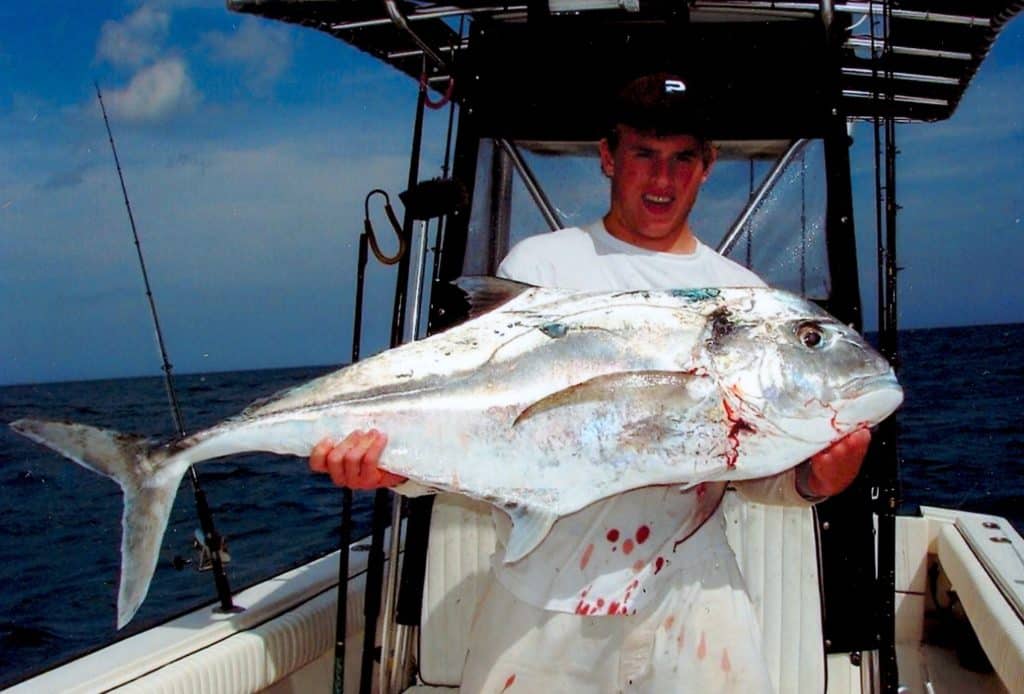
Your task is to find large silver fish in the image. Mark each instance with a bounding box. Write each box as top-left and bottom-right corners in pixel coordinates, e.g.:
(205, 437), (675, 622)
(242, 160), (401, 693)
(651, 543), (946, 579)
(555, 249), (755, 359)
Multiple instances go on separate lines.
(11, 278), (902, 628)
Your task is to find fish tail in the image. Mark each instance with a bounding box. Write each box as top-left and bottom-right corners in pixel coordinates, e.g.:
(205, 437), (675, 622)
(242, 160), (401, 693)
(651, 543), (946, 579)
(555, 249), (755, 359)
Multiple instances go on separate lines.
(11, 418), (184, 629)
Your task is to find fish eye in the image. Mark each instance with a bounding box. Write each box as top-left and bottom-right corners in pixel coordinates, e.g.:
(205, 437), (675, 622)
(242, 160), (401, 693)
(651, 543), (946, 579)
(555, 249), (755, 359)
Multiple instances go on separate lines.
(796, 322), (826, 349)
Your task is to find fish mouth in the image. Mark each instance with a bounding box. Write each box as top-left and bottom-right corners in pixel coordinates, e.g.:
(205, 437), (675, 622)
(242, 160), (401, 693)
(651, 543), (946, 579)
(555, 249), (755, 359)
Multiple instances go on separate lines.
(838, 371), (901, 399)
(835, 373), (904, 428)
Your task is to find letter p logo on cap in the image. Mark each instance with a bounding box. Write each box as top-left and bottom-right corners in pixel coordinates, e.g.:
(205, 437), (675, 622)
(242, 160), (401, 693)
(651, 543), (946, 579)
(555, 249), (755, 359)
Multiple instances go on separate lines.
(664, 79), (687, 93)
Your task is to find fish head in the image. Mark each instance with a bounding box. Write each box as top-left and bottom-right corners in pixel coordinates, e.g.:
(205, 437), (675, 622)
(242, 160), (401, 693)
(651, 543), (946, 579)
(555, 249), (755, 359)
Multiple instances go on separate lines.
(700, 288), (903, 450)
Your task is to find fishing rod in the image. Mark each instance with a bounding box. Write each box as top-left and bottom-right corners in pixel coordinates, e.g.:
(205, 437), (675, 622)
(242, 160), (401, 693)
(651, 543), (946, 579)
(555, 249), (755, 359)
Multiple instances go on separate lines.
(95, 83), (236, 618)
(332, 211), (371, 694)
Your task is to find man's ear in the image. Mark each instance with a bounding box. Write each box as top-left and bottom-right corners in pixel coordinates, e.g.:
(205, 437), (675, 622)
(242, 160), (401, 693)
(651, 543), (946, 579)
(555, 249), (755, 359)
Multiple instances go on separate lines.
(702, 144), (718, 181)
(598, 138), (614, 178)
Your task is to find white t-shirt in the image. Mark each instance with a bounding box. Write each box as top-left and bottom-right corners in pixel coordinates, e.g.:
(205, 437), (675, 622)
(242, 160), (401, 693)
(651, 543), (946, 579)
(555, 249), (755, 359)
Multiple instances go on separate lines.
(490, 220), (800, 615)
(499, 221), (765, 292)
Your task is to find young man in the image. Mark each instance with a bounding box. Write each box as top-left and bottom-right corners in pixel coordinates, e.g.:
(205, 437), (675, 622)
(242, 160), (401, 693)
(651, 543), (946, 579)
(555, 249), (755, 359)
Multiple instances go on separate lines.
(311, 74), (870, 692)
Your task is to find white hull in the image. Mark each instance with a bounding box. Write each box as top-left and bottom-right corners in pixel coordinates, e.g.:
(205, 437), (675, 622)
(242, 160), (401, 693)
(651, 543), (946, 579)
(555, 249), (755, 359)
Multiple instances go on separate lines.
(10, 498), (1022, 694)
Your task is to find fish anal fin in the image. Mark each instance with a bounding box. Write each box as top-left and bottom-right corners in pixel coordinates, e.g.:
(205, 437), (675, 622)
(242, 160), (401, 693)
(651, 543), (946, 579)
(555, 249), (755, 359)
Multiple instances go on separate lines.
(514, 370), (708, 427)
(503, 505), (560, 563)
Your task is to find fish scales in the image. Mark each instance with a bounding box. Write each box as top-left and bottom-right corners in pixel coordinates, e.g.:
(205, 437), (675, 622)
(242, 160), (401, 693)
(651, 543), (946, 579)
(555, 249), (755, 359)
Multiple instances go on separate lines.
(10, 279), (903, 628)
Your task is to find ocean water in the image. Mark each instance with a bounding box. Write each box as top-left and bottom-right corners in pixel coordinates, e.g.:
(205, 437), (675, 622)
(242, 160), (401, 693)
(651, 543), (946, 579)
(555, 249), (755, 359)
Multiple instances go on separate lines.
(1, 323), (1022, 686)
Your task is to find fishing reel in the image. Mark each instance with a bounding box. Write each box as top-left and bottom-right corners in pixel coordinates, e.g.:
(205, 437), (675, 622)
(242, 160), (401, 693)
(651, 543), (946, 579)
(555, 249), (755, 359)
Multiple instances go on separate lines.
(172, 529), (232, 572)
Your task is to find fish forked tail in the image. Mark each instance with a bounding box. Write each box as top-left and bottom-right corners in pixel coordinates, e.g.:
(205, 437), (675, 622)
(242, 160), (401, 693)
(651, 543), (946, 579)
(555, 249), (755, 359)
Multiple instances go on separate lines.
(10, 418), (186, 629)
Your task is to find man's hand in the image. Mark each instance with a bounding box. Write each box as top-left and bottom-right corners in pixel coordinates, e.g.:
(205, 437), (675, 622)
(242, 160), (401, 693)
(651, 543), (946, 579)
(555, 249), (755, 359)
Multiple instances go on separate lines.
(309, 429), (408, 489)
(800, 428), (872, 498)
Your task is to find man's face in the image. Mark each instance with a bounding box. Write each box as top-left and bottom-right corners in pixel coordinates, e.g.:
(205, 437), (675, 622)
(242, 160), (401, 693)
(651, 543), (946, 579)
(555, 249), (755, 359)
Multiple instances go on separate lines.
(599, 125), (715, 252)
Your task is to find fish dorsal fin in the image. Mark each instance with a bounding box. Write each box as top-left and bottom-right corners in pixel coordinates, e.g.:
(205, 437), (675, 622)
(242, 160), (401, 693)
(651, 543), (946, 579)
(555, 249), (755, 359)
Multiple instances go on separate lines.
(503, 505), (560, 563)
(514, 370), (706, 427)
(453, 276), (536, 318)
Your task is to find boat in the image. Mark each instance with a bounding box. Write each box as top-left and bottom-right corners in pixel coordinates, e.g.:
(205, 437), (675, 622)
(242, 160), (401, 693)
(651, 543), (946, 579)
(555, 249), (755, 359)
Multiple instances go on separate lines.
(6, 1), (1024, 692)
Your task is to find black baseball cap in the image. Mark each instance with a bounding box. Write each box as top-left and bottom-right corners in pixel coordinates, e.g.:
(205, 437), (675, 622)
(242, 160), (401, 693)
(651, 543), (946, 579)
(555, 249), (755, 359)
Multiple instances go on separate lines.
(607, 72), (711, 140)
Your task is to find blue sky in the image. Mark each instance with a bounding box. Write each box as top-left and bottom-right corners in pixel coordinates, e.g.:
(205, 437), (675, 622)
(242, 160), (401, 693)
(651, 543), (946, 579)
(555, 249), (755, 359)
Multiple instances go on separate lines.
(1, 2), (1021, 385)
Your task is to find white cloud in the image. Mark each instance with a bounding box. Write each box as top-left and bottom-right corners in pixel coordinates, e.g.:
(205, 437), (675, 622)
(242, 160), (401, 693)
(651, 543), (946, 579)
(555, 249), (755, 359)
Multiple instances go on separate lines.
(202, 19), (293, 93)
(96, 5), (171, 69)
(105, 58), (199, 122)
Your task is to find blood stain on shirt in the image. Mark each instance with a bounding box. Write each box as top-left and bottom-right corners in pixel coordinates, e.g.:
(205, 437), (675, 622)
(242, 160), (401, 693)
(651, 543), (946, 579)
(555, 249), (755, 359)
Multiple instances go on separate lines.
(676, 627), (686, 652)
(636, 524), (651, 544)
(721, 649), (732, 673)
(654, 556), (665, 574)
(663, 615), (676, 631)
(501, 673), (517, 692)
(632, 560), (645, 573)
(622, 539), (635, 555)
(579, 543), (594, 570)
(608, 601), (620, 615)
(697, 631), (708, 660)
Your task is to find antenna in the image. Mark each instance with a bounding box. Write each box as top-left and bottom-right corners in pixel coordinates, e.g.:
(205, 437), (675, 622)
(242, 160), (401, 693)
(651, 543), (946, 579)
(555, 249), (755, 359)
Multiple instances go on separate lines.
(95, 83), (237, 617)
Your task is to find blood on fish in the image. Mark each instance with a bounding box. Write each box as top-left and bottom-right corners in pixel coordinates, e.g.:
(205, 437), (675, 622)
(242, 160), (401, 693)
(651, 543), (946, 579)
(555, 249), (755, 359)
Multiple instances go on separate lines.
(606, 528), (620, 542)
(596, 598), (605, 608)
(697, 632), (707, 660)
(580, 543), (594, 570)
(636, 525), (650, 544)
(632, 560), (645, 573)
(721, 649), (731, 672)
(664, 616), (676, 631)
(654, 557), (665, 574)
(608, 601), (620, 615)
(622, 539), (635, 555)
(501, 673), (517, 692)
(723, 398), (756, 468)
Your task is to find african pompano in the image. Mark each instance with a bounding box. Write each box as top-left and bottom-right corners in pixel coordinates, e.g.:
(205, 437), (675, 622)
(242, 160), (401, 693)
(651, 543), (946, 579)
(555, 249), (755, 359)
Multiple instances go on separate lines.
(11, 278), (902, 628)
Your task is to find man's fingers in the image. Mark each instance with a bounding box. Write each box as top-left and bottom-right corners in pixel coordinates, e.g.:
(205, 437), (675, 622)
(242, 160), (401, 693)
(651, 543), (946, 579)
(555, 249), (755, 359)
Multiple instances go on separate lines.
(309, 438), (333, 473)
(312, 430), (399, 489)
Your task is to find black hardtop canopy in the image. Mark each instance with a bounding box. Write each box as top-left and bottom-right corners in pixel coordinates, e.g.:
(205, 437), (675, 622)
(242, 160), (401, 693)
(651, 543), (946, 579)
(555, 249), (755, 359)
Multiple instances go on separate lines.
(230, 0), (1023, 141)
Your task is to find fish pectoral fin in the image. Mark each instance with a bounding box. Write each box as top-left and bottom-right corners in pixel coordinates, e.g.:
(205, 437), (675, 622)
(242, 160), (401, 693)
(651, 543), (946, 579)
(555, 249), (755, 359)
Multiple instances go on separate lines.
(514, 370), (709, 427)
(503, 505), (560, 564)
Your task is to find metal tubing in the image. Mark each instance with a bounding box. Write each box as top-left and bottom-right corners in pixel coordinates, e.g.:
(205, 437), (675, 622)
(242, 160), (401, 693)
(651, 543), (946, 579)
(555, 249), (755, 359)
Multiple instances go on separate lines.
(331, 5), (526, 31)
(378, 498), (405, 694)
(694, 1), (990, 25)
(387, 43), (466, 60)
(383, 0), (448, 70)
(405, 220), (431, 343)
(842, 90), (948, 107)
(387, 624), (413, 693)
(717, 139), (809, 256)
(496, 138), (565, 232)
(841, 67), (960, 85)
(845, 37), (972, 61)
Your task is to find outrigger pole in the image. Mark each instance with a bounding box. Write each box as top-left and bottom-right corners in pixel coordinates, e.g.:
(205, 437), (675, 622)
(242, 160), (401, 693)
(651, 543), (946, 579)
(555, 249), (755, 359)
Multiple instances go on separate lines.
(356, 54), (433, 694)
(869, 1), (903, 690)
(94, 84), (236, 618)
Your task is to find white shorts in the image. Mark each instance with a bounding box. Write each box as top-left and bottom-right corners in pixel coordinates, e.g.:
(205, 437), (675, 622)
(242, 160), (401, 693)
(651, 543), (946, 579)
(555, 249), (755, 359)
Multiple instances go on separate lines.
(460, 513), (774, 693)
